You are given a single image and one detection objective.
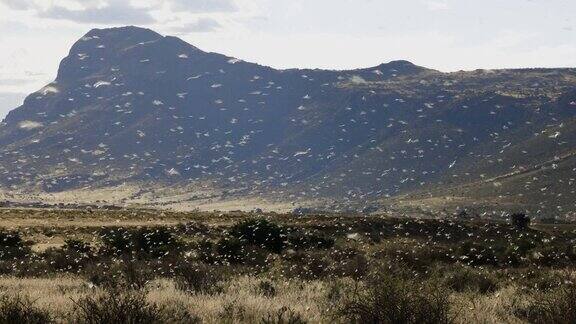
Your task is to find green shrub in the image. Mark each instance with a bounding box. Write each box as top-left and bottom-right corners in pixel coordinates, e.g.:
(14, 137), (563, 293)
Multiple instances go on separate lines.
(331, 254), (369, 280)
(99, 228), (133, 255)
(216, 237), (246, 264)
(0, 231), (30, 260)
(42, 247), (89, 273)
(194, 239), (217, 264)
(458, 241), (500, 266)
(518, 270), (571, 291)
(230, 219), (284, 253)
(133, 227), (181, 257)
(99, 227), (181, 258)
(287, 232), (334, 250)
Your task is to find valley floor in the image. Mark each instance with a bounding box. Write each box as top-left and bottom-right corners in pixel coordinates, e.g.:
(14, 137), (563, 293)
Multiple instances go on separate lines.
(0, 207), (572, 323)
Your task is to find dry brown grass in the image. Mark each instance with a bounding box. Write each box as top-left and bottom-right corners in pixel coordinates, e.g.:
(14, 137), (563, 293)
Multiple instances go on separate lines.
(0, 275), (333, 323)
(0, 275), (551, 323)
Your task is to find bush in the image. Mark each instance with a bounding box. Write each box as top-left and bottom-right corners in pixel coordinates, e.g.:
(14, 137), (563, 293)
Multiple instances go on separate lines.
(230, 219), (284, 253)
(331, 254), (369, 280)
(261, 306), (307, 324)
(133, 227), (181, 257)
(64, 239), (92, 254)
(519, 284), (576, 323)
(218, 301), (246, 322)
(287, 232), (334, 250)
(42, 248), (89, 273)
(99, 228), (133, 255)
(72, 288), (199, 324)
(0, 231), (30, 260)
(84, 261), (153, 290)
(257, 280), (277, 298)
(441, 267), (498, 294)
(457, 241), (499, 266)
(282, 250), (331, 280)
(511, 213), (530, 230)
(518, 270), (572, 291)
(338, 272), (453, 324)
(0, 294), (52, 324)
(174, 263), (226, 294)
(194, 239), (217, 264)
(99, 227), (182, 258)
(216, 237), (246, 264)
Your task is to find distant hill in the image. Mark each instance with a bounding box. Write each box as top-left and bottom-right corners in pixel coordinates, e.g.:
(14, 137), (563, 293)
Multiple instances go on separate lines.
(1, 26), (576, 216)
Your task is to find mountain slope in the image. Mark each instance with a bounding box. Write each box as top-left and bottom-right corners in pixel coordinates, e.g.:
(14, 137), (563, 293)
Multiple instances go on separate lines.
(1, 26), (576, 215)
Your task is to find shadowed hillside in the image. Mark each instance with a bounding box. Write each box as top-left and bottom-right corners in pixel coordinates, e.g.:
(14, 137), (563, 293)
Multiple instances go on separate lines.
(0, 26), (575, 215)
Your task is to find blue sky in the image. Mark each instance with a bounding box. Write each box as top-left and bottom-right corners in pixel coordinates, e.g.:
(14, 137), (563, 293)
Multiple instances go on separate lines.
(0, 0), (575, 117)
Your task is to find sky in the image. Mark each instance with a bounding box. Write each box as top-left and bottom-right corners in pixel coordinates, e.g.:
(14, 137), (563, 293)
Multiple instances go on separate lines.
(0, 0), (575, 117)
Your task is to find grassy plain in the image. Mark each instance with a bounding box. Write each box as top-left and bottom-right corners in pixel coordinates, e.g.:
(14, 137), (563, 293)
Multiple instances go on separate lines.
(0, 207), (573, 323)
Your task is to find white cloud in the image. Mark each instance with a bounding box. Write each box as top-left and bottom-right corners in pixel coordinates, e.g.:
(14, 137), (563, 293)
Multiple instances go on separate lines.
(0, 0), (240, 25)
(423, 0), (449, 11)
(170, 17), (222, 33)
(38, 0), (156, 24)
(0, 0), (34, 10)
(168, 0), (237, 13)
(0, 0), (574, 107)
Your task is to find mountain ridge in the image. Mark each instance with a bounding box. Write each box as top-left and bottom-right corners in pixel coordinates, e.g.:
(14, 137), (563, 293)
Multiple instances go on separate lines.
(1, 26), (576, 215)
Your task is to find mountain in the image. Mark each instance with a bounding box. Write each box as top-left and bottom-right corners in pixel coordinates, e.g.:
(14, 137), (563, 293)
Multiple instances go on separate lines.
(1, 26), (576, 216)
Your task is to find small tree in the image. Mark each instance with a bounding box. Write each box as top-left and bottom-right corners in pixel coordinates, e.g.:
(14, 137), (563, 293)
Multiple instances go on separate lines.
(511, 213), (530, 230)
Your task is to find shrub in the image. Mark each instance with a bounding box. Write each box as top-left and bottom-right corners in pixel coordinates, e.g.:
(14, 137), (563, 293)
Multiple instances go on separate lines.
(511, 213), (530, 230)
(457, 241), (499, 266)
(331, 254), (369, 280)
(338, 272), (453, 324)
(441, 267), (498, 294)
(174, 263), (225, 294)
(99, 228), (133, 255)
(218, 301), (246, 322)
(42, 247), (89, 273)
(72, 289), (183, 324)
(216, 237), (246, 264)
(287, 232), (334, 250)
(41, 239), (93, 273)
(230, 219), (284, 253)
(99, 227), (182, 258)
(257, 280), (277, 298)
(133, 227), (181, 257)
(194, 239), (217, 264)
(0, 294), (52, 324)
(176, 221), (210, 236)
(0, 231), (30, 260)
(64, 239), (92, 254)
(84, 261), (153, 290)
(261, 306), (307, 324)
(518, 270), (571, 291)
(519, 284), (576, 323)
(282, 251), (331, 280)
